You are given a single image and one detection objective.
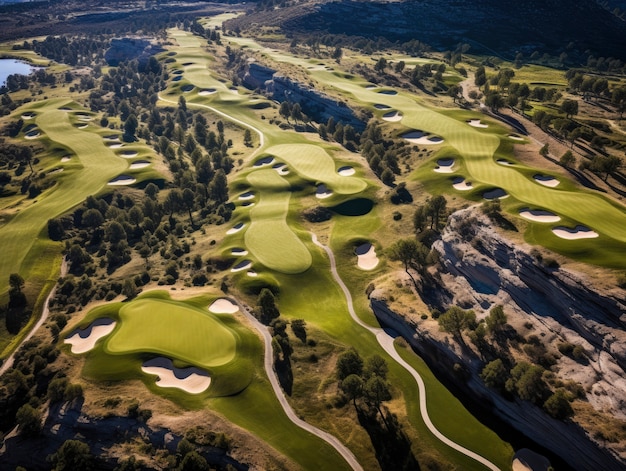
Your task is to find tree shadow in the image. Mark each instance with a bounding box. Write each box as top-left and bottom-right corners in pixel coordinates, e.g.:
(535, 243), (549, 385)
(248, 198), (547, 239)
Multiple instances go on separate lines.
(356, 408), (420, 471)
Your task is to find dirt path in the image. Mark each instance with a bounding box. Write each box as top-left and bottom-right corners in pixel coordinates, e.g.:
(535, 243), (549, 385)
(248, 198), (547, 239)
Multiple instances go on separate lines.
(0, 257), (67, 377)
(311, 234), (500, 471)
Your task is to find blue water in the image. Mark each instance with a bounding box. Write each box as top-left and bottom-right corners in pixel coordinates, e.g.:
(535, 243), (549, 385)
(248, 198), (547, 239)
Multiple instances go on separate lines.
(0, 59), (39, 86)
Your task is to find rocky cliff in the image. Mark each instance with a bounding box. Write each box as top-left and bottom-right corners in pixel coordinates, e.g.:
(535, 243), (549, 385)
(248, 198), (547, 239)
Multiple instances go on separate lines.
(240, 61), (365, 130)
(370, 207), (626, 470)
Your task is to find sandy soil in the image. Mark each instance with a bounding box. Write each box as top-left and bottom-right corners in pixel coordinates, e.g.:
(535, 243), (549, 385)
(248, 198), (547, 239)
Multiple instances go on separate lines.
(533, 174), (559, 187)
(383, 111), (403, 122)
(64, 318), (116, 354)
(356, 243), (379, 270)
(129, 161), (150, 169)
(338, 166), (356, 176)
(452, 177), (473, 191)
(198, 89), (217, 95)
(434, 158), (455, 173)
(519, 209), (561, 223)
(403, 130), (444, 145)
(141, 357), (211, 394)
(552, 225), (599, 239)
(108, 175), (136, 186)
(316, 184), (333, 199)
(467, 119), (488, 128)
(209, 298), (239, 314)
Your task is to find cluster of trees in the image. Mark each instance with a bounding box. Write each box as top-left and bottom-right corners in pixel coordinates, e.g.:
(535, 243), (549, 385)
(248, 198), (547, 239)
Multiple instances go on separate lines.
(359, 122), (410, 185)
(16, 36), (108, 67)
(318, 116), (360, 151)
(2, 273), (29, 334)
(566, 69), (626, 118)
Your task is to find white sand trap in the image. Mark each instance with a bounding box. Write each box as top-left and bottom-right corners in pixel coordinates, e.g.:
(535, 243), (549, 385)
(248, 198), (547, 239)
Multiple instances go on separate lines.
(316, 184), (333, 199)
(64, 318), (116, 354)
(209, 298), (239, 314)
(104, 135), (120, 141)
(254, 156), (274, 167)
(247, 270), (258, 277)
(509, 134), (524, 141)
(48, 167), (64, 175)
(226, 222), (245, 234)
(483, 188), (508, 200)
(21, 113), (36, 120)
(231, 260), (252, 272)
(198, 88), (217, 96)
(366, 84), (378, 89)
(181, 85), (195, 93)
(434, 158), (455, 173)
(383, 111), (402, 122)
(109, 143), (124, 149)
(241, 201), (255, 207)
(238, 191), (255, 200)
(497, 159), (514, 166)
(338, 166), (356, 176)
(519, 209), (561, 223)
(231, 247), (248, 256)
(356, 243), (379, 270)
(229, 87), (239, 94)
(378, 89), (398, 95)
(275, 166), (289, 175)
(129, 160), (150, 169)
(108, 175), (136, 186)
(452, 177), (473, 190)
(120, 151), (138, 158)
(467, 119), (488, 128)
(374, 103), (391, 110)
(61, 156), (71, 162)
(59, 107), (72, 111)
(533, 174), (559, 187)
(552, 225), (599, 240)
(403, 131), (444, 145)
(512, 448), (551, 471)
(172, 76), (183, 82)
(77, 124), (88, 129)
(141, 357), (211, 394)
(25, 131), (40, 139)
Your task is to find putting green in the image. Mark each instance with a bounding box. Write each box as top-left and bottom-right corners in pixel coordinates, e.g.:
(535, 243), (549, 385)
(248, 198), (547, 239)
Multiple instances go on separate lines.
(265, 144), (367, 194)
(106, 298), (237, 367)
(243, 170), (312, 274)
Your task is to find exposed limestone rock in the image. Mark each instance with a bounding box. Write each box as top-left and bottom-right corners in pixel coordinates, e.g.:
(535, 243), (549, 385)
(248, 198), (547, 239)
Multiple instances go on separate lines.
(370, 207), (626, 469)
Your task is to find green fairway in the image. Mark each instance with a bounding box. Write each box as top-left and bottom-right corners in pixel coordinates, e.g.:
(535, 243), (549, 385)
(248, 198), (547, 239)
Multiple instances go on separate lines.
(106, 298), (237, 366)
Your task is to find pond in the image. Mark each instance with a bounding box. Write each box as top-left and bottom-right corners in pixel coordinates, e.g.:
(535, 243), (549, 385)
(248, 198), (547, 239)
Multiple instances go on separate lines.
(0, 59), (40, 86)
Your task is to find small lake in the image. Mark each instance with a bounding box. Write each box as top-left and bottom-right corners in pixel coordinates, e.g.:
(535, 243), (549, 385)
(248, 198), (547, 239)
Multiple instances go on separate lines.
(0, 59), (40, 86)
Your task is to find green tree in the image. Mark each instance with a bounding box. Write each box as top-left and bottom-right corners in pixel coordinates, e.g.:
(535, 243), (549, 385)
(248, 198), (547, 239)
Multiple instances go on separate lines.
(387, 238), (429, 287)
(437, 306), (476, 344)
(539, 143), (549, 157)
(428, 195), (447, 230)
(340, 374), (364, 408)
(48, 439), (94, 471)
(336, 348), (364, 380)
(543, 390), (573, 420)
(560, 150), (576, 168)
(506, 362), (548, 404)
(365, 354), (388, 379)
(16, 404), (42, 436)
(243, 129), (253, 147)
(290, 318), (307, 343)
(374, 57), (387, 72)
(486, 305), (507, 336)
(258, 288), (279, 324)
(485, 92), (505, 112)
(9, 273), (25, 294)
(559, 99), (578, 118)
(332, 46), (343, 63)
(480, 359), (508, 391)
(123, 114), (138, 141)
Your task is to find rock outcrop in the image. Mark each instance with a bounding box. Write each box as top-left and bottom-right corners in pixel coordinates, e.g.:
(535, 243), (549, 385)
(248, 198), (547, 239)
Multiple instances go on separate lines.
(370, 207), (626, 469)
(240, 60), (365, 130)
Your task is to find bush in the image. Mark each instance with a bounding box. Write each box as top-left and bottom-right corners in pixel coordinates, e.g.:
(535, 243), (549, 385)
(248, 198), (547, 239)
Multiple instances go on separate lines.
(543, 389), (573, 420)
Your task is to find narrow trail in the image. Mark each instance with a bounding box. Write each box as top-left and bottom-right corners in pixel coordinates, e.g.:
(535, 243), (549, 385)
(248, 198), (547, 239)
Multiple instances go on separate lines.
(0, 258), (67, 377)
(235, 299), (364, 471)
(311, 234), (500, 471)
(158, 94), (265, 160)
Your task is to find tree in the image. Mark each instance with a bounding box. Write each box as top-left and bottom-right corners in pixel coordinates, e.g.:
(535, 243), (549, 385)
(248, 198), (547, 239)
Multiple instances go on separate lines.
(81, 208), (104, 229)
(413, 206), (428, 233)
(394, 60), (405, 74)
(363, 376), (392, 427)
(485, 92), (505, 112)
(559, 99), (578, 118)
(48, 439), (95, 471)
(332, 46), (343, 63)
(447, 84), (462, 103)
(387, 238), (429, 287)
(123, 114), (138, 141)
(336, 348), (364, 380)
(243, 129), (253, 147)
(9, 273), (25, 294)
(291, 103), (303, 124)
(486, 305), (507, 335)
(208, 169), (228, 204)
(543, 390), (573, 420)
(340, 374), (364, 408)
(290, 318), (307, 343)
(428, 195), (447, 230)
(374, 57), (387, 72)
(16, 404), (42, 436)
(178, 451), (210, 471)
(258, 288), (279, 324)
(365, 354), (388, 379)
(611, 86), (626, 120)
(437, 306), (476, 344)
(505, 362), (548, 404)
(539, 143), (549, 158)
(559, 150), (576, 168)
(182, 188), (195, 225)
(480, 359), (508, 391)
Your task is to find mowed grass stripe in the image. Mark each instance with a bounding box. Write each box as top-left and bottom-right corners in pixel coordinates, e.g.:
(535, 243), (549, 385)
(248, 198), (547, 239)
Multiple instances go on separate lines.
(267, 144), (367, 194)
(245, 170), (312, 273)
(0, 101), (127, 293)
(105, 298), (237, 367)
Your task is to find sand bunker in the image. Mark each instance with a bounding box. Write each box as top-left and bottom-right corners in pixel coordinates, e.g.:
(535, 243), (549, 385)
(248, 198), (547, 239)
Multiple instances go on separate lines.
(172, 76), (183, 82)
(434, 158), (455, 173)
(108, 143), (124, 149)
(512, 448), (551, 471)
(519, 209), (561, 223)
(316, 184), (333, 199)
(533, 174), (559, 187)
(209, 298), (239, 314)
(239, 191), (255, 200)
(48, 167), (64, 175)
(120, 150), (138, 158)
(247, 270), (258, 277)
(382, 111), (403, 122)
(129, 160), (150, 169)
(198, 88), (217, 96)
(452, 177), (473, 190)
(64, 318), (116, 354)
(226, 222), (245, 234)
(467, 119), (488, 128)
(483, 188), (508, 200)
(552, 225), (599, 240)
(365, 84), (378, 89)
(338, 166), (356, 176)
(181, 85), (194, 93)
(241, 201), (255, 207)
(172, 68), (183, 74)
(374, 103), (391, 110)
(273, 163), (289, 175)
(21, 112), (36, 120)
(496, 159), (514, 166)
(108, 175), (136, 186)
(402, 130), (444, 145)
(25, 130), (40, 139)
(231, 248), (248, 256)
(254, 156), (274, 167)
(141, 357), (211, 394)
(61, 156), (71, 162)
(509, 134), (524, 141)
(231, 260), (252, 272)
(77, 124), (88, 129)
(378, 89), (398, 95)
(104, 135), (120, 141)
(356, 243), (379, 270)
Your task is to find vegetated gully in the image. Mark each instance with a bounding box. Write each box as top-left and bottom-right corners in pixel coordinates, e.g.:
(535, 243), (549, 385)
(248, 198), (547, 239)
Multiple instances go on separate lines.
(159, 92), (501, 470)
